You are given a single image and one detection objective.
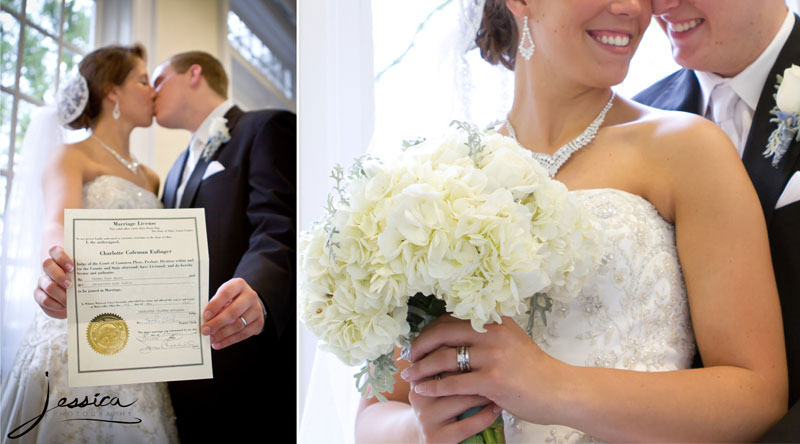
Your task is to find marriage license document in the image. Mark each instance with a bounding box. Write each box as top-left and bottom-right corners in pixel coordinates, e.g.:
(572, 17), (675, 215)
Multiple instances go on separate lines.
(65, 209), (213, 387)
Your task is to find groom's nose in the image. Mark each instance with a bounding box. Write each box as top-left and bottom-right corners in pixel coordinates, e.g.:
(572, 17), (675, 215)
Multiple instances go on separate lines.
(651, 0), (681, 15)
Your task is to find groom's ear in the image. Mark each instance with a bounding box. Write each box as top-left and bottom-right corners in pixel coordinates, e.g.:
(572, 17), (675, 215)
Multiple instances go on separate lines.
(188, 64), (204, 89)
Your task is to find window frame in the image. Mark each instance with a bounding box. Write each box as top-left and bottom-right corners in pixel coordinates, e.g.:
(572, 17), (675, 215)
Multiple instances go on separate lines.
(0, 0), (96, 219)
(225, 6), (295, 108)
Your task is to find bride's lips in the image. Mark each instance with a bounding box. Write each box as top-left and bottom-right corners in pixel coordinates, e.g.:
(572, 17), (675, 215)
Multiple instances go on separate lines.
(586, 29), (633, 54)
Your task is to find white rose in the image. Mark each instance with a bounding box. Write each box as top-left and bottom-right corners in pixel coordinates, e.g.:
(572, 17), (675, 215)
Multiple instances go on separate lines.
(776, 65), (800, 114)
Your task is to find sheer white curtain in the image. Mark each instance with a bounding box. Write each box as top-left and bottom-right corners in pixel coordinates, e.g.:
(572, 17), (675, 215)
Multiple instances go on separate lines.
(297, 1), (375, 442)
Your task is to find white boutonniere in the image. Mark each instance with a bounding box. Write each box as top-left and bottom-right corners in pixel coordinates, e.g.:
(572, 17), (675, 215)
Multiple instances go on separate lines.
(765, 65), (800, 167)
(201, 116), (232, 160)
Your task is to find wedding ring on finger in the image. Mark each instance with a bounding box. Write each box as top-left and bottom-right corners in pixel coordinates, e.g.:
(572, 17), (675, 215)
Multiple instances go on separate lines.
(456, 345), (471, 372)
(239, 316), (247, 329)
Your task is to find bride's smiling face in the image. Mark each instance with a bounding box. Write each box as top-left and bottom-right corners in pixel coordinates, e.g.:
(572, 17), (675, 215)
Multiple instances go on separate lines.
(516, 0), (651, 87)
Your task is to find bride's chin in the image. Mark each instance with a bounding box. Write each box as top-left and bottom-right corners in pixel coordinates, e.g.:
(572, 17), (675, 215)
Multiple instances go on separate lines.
(585, 67), (630, 89)
(138, 116), (156, 128)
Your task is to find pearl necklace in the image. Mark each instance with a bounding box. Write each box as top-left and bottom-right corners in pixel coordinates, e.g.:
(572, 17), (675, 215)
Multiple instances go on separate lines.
(91, 134), (139, 175)
(505, 91), (615, 177)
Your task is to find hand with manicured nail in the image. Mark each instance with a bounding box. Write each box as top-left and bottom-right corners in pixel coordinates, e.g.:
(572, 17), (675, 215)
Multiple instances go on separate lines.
(357, 340), (502, 444)
(34, 245), (74, 319)
(404, 314), (561, 427)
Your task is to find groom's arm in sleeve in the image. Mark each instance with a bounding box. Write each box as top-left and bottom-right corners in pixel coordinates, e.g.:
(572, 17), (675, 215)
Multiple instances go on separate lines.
(235, 110), (296, 338)
(201, 110), (296, 348)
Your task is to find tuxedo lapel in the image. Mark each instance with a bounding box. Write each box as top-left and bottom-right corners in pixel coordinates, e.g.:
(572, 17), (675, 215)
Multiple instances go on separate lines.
(657, 69), (701, 113)
(178, 106), (244, 208)
(162, 148), (189, 209)
(741, 14), (800, 221)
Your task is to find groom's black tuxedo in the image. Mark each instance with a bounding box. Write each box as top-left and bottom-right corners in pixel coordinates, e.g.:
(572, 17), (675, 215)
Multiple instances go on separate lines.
(161, 106), (296, 441)
(635, 17), (800, 441)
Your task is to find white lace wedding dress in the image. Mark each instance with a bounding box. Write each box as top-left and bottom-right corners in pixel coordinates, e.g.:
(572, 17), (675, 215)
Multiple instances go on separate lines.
(1, 176), (179, 444)
(503, 188), (696, 443)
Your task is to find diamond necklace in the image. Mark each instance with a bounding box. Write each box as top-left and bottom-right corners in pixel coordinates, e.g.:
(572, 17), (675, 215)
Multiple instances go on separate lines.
(505, 91), (615, 177)
(91, 134), (139, 175)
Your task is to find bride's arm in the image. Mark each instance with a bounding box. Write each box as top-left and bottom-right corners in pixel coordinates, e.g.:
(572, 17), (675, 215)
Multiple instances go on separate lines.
(403, 116), (787, 442)
(34, 145), (84, 319)
(355, 346), (499, 443)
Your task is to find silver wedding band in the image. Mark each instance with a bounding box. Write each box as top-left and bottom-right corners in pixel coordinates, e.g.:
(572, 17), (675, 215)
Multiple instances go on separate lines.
(456, 345), (471, 372)
(239, 316), (247, 328)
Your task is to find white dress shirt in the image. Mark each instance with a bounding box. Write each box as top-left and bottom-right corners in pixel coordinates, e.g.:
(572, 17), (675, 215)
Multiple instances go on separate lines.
(175, 100), (235, 207)
(696, 10), (794, 158)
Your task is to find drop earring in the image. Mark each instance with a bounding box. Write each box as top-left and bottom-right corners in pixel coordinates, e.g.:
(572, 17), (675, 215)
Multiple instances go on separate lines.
(519, 16), (535, 61)
(113, 100), (120, 120)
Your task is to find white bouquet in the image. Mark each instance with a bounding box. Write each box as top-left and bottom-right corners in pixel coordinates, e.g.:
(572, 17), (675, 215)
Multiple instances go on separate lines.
(300, 122), (601, 400)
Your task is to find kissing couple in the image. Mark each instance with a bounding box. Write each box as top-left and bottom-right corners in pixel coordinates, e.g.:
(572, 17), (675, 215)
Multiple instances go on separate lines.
(1, 45), (295, 443)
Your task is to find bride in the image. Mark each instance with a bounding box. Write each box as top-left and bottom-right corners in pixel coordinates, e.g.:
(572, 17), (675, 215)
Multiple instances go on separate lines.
(1, 44), (179, 443)
(355, 0), (787, 442)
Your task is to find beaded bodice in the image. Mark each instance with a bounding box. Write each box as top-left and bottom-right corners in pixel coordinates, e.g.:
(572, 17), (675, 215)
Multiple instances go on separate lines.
(504, 189), (695, 443)
(82, 175), (162, 209)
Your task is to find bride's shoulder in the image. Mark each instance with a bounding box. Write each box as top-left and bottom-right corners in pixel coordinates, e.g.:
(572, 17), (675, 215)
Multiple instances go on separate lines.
(43, 140), (93, 174)
(59, 140), (94, 159)
(629, 105), (738, 162)
(623, 106), (751, 204)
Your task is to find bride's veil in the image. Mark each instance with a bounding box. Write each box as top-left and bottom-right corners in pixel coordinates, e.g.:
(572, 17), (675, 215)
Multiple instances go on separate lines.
(0, 107), (65, 382)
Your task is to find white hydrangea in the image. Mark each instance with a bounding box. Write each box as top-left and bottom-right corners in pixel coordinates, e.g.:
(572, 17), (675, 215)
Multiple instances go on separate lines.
(299, 123), (601, 366)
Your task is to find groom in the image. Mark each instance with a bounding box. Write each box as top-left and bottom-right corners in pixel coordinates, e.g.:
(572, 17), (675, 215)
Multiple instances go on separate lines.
(151, 51), (295, 441)
(635, 0), (799, 440)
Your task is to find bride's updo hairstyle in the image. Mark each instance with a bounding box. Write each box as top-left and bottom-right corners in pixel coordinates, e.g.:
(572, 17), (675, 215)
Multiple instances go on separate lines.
(476, 0), (518, 70)
(68, 44), (146, 130)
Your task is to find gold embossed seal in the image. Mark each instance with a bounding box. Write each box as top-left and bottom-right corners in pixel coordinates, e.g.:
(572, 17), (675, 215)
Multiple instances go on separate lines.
(87, 313), (128, 355)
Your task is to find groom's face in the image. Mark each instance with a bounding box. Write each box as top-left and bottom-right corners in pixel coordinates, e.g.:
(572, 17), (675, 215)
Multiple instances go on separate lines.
(652, 0), (773, 77)
(152, 61), (188, 129)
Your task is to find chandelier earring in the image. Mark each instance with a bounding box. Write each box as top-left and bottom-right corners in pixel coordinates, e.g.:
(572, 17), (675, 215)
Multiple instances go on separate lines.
(519, 16), (535, 61)
(112, 100), (121, 120)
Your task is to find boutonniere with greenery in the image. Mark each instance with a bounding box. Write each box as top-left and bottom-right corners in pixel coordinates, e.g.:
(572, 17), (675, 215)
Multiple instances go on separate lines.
(201, 116), (232, 160)
(765, 65), (800, 168)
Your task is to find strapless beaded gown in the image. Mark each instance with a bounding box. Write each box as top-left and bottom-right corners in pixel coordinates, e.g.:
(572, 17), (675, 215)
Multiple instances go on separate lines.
(503, 189), (696, 443)
(1, 176), (179, 444)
